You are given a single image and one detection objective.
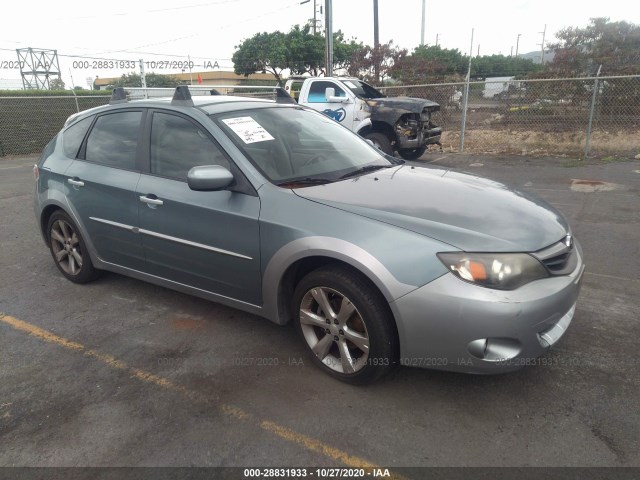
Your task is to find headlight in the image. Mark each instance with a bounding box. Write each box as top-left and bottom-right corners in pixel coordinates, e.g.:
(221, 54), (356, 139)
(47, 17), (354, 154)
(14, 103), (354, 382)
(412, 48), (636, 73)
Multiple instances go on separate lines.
(437, 252), (548, 290)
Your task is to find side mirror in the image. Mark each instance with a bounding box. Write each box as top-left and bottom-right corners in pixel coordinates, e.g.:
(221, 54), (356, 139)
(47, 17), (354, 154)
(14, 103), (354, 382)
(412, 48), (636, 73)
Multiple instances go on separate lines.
(187, 165), (234, 191)
(325, 87), (348, 103)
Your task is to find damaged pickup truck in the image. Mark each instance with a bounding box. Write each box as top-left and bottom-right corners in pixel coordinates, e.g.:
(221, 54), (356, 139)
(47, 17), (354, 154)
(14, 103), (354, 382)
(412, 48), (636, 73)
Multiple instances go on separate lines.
(285, 76), (442, 160)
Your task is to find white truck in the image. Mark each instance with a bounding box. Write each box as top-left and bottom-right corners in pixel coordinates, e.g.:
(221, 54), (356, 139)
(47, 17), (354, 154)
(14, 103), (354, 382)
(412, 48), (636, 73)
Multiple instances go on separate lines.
(284, 76), (442, 160)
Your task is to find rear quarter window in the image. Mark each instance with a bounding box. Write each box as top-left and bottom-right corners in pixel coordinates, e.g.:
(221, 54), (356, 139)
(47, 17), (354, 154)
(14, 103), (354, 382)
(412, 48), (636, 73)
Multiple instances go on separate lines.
(63, 116), (94, 159)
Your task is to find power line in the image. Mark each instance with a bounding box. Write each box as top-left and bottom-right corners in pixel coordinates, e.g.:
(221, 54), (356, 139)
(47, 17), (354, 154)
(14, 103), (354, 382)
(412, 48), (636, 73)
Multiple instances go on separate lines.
(57, 0), (249, 20)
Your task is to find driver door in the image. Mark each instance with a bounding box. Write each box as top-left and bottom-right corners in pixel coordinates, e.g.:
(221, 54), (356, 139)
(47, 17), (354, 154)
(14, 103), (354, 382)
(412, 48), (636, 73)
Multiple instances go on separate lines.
(305, 80), (355, 130)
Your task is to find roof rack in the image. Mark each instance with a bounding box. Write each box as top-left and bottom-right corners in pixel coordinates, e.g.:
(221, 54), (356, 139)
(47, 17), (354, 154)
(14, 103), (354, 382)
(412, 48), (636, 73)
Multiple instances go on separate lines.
(194, 85), (296, 104)
(171, 85), (194, 106)
(109, 87), (128, 104)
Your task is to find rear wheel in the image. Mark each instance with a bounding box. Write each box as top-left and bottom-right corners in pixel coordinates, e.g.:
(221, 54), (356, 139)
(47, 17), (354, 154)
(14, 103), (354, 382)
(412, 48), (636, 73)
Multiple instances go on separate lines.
(292, 266), (398, 384)
(364, 132), (394, 156)
(47, 211), (100, 284)
(398, 147), (427, 160)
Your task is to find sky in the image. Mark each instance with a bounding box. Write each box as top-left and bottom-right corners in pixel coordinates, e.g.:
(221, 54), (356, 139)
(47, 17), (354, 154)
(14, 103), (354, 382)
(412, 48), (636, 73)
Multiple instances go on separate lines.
(0, 0), (637, 88)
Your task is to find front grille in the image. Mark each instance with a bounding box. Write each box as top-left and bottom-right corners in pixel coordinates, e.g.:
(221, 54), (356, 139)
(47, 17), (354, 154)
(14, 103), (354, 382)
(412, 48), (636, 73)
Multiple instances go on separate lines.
(531, 236), (578, 276)
(542, 252), (571, 271)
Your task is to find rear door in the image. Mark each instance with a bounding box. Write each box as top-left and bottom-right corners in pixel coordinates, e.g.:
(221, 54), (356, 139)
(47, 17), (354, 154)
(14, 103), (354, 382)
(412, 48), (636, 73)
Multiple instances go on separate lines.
(64, 109), (145, 270)
(136, 110), (262, 305)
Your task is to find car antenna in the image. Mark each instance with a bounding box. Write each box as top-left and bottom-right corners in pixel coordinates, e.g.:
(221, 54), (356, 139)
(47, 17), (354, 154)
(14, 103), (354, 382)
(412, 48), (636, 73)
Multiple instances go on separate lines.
(109, 87), (128, 105)
(172, 85), (194, 107)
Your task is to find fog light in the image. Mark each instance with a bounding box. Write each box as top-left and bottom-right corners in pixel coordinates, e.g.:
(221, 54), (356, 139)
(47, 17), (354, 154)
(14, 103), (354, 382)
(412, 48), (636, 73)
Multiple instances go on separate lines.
(467, 338), (521, 361)
(468, 339), (488, 358)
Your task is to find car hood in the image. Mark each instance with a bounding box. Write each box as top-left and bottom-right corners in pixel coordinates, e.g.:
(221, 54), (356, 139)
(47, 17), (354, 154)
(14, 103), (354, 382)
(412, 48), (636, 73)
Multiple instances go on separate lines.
(366, 96), (440, 113)
(294, 165), (569, 252)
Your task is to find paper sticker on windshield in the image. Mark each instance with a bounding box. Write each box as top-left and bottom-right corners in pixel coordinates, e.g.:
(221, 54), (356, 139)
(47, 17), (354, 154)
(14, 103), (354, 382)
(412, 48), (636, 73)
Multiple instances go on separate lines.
(222, 116), (274, 144)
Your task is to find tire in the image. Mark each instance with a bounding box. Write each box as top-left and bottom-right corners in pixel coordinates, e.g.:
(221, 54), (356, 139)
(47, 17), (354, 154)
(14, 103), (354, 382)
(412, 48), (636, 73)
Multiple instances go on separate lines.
(47, 211), (100, 284)
(398, 147), (427, 161)
(364, 132), (394, 156)
(292, 265), (398, 384)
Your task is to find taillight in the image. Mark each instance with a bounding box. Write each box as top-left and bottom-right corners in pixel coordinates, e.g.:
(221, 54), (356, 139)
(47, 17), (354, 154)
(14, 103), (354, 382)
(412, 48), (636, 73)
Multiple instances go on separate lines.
(33, 164), (39, 181)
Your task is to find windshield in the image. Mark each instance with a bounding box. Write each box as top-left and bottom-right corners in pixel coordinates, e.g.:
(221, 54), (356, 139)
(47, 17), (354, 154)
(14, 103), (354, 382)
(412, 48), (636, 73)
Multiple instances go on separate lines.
(212, 106), (390, 185)
(341, 79), (385, 99)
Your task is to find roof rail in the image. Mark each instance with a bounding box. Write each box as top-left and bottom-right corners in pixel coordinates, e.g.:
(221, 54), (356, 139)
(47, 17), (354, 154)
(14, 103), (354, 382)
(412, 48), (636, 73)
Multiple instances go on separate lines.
(109, 87), (128, 105)
(171, 85), (194, 107)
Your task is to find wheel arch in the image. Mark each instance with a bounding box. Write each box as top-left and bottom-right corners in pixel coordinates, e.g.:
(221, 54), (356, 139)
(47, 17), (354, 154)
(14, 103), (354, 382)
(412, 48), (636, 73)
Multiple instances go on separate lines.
(358, 121), (397, 145)
(38, 198), (101, 266)
(262, 237), (416, 326)
(40, 204), (64, 245)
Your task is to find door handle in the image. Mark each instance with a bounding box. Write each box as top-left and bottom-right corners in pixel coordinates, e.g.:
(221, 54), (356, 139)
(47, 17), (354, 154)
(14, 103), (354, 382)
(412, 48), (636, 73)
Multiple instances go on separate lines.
(139, 195), (164, 207)
(67, 178), (84, 187)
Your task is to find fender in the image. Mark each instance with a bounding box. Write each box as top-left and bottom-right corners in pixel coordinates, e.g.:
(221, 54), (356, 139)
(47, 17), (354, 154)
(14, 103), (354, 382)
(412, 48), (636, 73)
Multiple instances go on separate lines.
(354, 118), (373, 136)
(261, 236), (417, 325)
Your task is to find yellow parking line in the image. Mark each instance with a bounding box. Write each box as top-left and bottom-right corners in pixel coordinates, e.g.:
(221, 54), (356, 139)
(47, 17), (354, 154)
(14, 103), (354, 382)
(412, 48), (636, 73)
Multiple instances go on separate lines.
(0, 312), (378, 470)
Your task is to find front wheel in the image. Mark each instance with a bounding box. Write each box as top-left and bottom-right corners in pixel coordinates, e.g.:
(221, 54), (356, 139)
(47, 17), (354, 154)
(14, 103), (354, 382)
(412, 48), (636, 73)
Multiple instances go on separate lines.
(398, 147), (427, 160)
(364, 132), (394, 156)
(292, 266), (398, 384)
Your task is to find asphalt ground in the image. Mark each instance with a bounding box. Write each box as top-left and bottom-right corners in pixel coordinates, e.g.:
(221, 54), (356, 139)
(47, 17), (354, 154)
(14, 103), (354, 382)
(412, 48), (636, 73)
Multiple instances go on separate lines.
(1, 152), (639, 473)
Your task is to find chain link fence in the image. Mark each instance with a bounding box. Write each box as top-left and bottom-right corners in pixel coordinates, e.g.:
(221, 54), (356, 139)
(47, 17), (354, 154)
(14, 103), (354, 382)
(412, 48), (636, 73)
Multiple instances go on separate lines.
(0, 94), (110, 156)
(1, 75), (639, 158)
(382, 75), (640, 159)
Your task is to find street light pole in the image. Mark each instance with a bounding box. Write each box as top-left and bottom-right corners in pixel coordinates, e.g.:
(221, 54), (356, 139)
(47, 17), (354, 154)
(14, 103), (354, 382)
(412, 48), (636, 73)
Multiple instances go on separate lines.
(373, 0), (379, 83)
(420, 0), (425, 46)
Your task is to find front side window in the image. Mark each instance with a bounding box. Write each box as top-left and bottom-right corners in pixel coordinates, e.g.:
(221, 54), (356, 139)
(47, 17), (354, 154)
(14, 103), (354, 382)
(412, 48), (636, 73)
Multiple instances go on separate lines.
(307, 81), (347, 103)
(150, 112), (230, 180)
(342, 80), (385, 99)
(85, 111), (142, 170)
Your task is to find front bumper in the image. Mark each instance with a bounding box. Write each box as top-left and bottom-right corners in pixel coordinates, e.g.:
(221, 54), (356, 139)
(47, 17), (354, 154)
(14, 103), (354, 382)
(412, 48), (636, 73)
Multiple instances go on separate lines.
(396, 125), (442, 148)
(390, 248), (585, 374)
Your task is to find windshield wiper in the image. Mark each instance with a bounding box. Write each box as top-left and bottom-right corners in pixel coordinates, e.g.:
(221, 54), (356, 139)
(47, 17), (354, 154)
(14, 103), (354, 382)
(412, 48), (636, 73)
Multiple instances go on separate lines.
(277, 177), (334, 188)
(338, 164), (391, 180)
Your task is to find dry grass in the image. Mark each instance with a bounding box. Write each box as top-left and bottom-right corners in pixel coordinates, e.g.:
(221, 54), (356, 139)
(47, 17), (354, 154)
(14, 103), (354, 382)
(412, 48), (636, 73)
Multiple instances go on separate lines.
(439, 129), (640, 159)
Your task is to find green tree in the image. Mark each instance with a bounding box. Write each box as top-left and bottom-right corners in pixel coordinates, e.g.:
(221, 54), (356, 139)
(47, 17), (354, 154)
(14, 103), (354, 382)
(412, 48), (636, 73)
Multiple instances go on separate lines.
(233, 24), (365, 83)
(471, 54), (540, 78)
(347, 41), (407, 85)
(389, 45), (466, 84)
(49, 77), (65, 90)
(548, 17), (640, 75)
(232, 30), (289, 85)
(112, 72), (182, 88)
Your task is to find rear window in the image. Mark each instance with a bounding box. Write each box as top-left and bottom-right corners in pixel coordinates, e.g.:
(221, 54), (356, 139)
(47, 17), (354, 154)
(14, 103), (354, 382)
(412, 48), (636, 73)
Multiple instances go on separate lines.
(63, 116), (94, 159)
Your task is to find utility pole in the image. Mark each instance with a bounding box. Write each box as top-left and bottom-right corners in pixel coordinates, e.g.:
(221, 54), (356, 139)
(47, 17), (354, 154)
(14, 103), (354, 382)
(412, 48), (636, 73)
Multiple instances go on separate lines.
(139, 59), (147, 89)
(300, 0), (317, 34)
(515, 33), (522, 58)
(538, 24), (547, 64)
(460, 28), (474, 153)
(477, 45), (480, 57)
(373, 0), (380, 83)
(435, 33), (439, 46)
(313, 0), (317, 34)
(325, 0), (333, 76)
(420, 0), (425, 46)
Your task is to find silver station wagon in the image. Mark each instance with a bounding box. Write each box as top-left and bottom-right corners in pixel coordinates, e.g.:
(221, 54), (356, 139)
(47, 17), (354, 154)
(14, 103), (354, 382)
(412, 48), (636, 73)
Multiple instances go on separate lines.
(34, 86), (585, 384)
